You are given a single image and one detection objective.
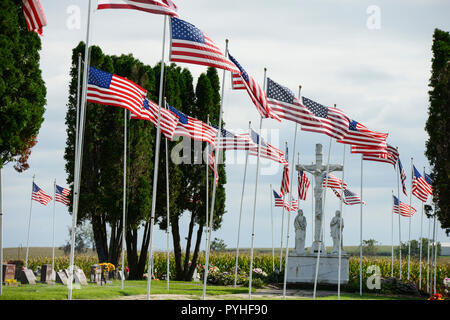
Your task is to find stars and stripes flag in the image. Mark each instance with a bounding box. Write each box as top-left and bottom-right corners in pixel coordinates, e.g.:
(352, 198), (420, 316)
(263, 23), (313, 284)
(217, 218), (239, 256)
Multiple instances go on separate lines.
(398, 158), (408, 196)
(97, 0), (179, 17)
(337, 119), (388, 153)
(273, 190), (290, 211)
(32, 183), (52, 206)
(412, 165), (433, 202)
(322, 172), (347, 190)
(211, 126), (257, 151)
(22, 0), (47, 35)
(393, 195), (416, 217)
(231, 72), (246, 90)
(248, 129), (288, 167)
(130, 97), (179, 139)
(280, 146), (289, 197)
(207, 146), (219, 185)
(87, 66), (147, 116)
(169, 17), (240, 73)
(332, 188), (365, 205)
(424, 173), (433, 193)
(168, 105), (218, 147)
(228, 53), (281, 121)
(298, 171), (310, 201)
(361, 144), (399, 167)
(55, 185), (70, 206)
(290, 199), (299, 212)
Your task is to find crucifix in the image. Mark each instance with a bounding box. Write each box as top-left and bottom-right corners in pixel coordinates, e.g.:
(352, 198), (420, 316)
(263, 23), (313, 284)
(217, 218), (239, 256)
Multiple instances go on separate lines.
(296, 143), (343, 254)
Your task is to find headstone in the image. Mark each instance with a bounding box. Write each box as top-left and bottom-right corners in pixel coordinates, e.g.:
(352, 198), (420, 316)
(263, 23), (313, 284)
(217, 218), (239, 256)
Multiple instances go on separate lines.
(90, 265), (102, 284)
(20, 269), (36, 285)
(2, 264), (16, 283)
(192, 269), (200, 282)
(8, 260), (24, 279)
(56, 270), (68, 285)
(117, 270), (124, 281)
(40, 264), (54, 283)
(74, 269), (88, 286)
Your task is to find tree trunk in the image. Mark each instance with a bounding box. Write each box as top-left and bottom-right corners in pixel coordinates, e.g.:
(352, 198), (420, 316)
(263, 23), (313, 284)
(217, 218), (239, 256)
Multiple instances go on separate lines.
(171, 214), (184, 280)
(186, 222), (204, 281)
(92, 214), (108, 263)
(182, 211), (196, 280)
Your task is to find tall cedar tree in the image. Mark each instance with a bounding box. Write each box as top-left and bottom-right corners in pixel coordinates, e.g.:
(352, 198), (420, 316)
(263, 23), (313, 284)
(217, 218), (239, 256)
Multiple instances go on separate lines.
(0, 0), (46, 170)
(65, 43), (226, 279)
(425, 29), (450, 234)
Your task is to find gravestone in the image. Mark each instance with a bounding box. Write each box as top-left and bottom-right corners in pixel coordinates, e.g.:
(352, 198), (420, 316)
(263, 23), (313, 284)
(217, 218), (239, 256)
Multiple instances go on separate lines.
(20, 269), (36, 285)
(40, 264), (54, 283)
(117, 270), (124, 281)
(8, 260), (24, 279)
(56, 270), (68, 285)
(74, 269), (88, 286)
(2, 264), (16, 283)
(192, 269), (200, 282)
(90, 264), (102, 284)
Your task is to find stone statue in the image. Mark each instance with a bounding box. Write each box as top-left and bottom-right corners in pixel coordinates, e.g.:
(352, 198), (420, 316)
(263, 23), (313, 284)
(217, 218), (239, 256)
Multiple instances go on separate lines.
(294, 209), (307, 254)
(330, 210), (344, 254)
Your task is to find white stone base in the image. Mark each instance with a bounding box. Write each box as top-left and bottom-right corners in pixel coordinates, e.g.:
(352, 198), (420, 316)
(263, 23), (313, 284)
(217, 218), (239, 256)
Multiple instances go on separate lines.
(286, 253), (349, 285)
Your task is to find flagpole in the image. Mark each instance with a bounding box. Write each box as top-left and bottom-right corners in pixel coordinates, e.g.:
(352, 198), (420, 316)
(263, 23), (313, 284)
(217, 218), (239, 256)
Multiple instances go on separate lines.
(69, 0), (93, 300)
(337, 144), (346, 300)
(391, 190), (395, 277)
(279, 143), (287, 272)
(202, 39), (229, 300)
(205, 125), (209, 256)
(270, 184), (275, 272)
(396, 150), (402, 280)
(121, 109), (127, 290)
(432, 208), (437, 294)
(282, 85), (301, 300)
(233, 121), (251, 287)
(146, 15), (168, 300)
(311, 161), (314, 245)
(426, 210), (431, 293)
(0, 168), (3, 296)
(359, 154), (363, 296)
(407, 157), (413, 280)
(418, 167), (425, 290)
(165, 127), (170, 291)
(313, 136), (333, 299)
(52, 178), (56, 276)
(25, 175), (35, 269)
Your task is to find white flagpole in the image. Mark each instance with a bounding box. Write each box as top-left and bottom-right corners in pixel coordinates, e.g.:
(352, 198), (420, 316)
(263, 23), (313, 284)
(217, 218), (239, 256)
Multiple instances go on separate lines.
(311, 161), (314, 245)
(418, 167), (425, 290)
(69, 0), (93, 300)
(202, 40), (229, 300)
(391, 190), (395, 277)
(407, 157), (413, 280)
(396, 150), (402, 280)
(426, 211), (431, 293)
(205, 117), (209, 254)
(0, 168), (3, 296)
(233, 122), (251, 287)
(282, 85), (301, 300)
(121, 109), (127, 290)
(337, 144), (346, 300)
(432, 210), (437, 294)
(146, 15), (168, 300)
(313, 137), (333, 299)
(52, 178), (56, 275)
(25, 175), (35, 269)
(270, 184), (275, 272)
(359, 154), (363, 296)
(165, 129), (170, 291)
(279, 142), (287, 271)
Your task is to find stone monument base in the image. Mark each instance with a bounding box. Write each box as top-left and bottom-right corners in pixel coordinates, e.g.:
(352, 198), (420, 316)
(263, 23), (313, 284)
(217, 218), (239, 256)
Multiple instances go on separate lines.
(286, 253), (349, 285)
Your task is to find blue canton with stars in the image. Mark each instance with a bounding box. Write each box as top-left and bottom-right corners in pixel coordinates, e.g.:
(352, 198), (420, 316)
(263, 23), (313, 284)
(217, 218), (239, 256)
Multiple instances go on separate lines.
(171, 17), (205, 44)
(349, 120), (359, 131)
(273, 190), (282, 199)
(88, 66), (113, 88)
(143, 98), (149, 110)
(212, 125), (235, 138)
(32, 183), (40, 193)
(228, 53), (249, 83)
(266, 78), (295, 104)
(249, 129), (268, 147)
(168, 105), (188, 124)
(302, 97), (329, 119)
(424, 173), (433, 185)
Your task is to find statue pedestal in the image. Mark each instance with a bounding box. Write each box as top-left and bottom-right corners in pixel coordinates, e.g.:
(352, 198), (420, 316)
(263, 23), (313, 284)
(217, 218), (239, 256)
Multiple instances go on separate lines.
(286, 253), (349, 285)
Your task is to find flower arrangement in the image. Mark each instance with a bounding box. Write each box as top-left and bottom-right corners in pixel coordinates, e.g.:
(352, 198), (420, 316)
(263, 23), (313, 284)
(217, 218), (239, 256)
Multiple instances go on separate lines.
(444, 278), (449, 297)
(99, 263), (116, 272)
(5, 279), (18, 287)
(428, 293), (444, 300)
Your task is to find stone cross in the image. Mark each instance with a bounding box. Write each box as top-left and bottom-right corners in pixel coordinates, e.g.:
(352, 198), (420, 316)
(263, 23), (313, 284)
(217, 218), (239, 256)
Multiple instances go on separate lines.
(296, 143), (343, 254)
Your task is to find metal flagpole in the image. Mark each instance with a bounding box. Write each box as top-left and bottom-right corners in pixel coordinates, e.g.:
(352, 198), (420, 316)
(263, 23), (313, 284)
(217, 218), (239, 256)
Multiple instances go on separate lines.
(418, 167), (425, 290)
(121, 109), (127, 290)
(202, 40), (229, 300)
(52, 179), (56, 276)
(337, 144), (346, 299)
(69, 0), (93, 300)
(282, 85), (301, 300)
(311, 161), (314, 245)
(270, 184), (275, 272)
(205, 117), (209, 254)
(396, 151), (402, 280)
(359, 154), (363, 296)
(146, 15), (168, 300)
(432, 210), (437, 294)
(279, 142), (287, 272)
(25, 175), (35, 269)
(391, 190), (395, 277)
(426, 211), (431, 293)
(0, 168), (3, 295)
(313, 137), (333, 299)
(233, 122), (251, 287)
(165, 129), (170, 291)
(407, 157), (413, 280)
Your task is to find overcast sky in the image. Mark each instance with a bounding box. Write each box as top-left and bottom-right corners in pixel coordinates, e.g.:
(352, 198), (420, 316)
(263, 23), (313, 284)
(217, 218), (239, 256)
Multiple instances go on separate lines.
(2, 0), (449, 254)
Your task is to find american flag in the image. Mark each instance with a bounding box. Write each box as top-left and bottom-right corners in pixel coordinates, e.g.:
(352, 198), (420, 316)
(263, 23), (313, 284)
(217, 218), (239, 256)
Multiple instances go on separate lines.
(398, 158), (408, 196)
(97, 0), (179, 17)
(337, 120), (388, 153)
(273, 190), (290, 211)
(130, 97), (179, 140)
(280, 146), (289, 197)
(32, 183), (52, 206)
(211, 125), (257, 151)
(55, 185), (70, 206)
(87, 66), (147, 117)
(424, 173), (433, 191)
(22, 0), (47, 35)
(290, 199), (299, 212)
(228, 53), (280, 122)
(169, 18), (239, 73)
(231, 72), (246, 90)
(412, 165), (433, 202)
(206, 146), (219, 185)
(168, 105), (218, 147)
(248, 129), (288, 167)
(332, 188), (365, 205)
(322, 172), (347, 190)
(361, 144), (399, 167)
(298, 171), (310, 201)
(393, 195), (416, 217)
